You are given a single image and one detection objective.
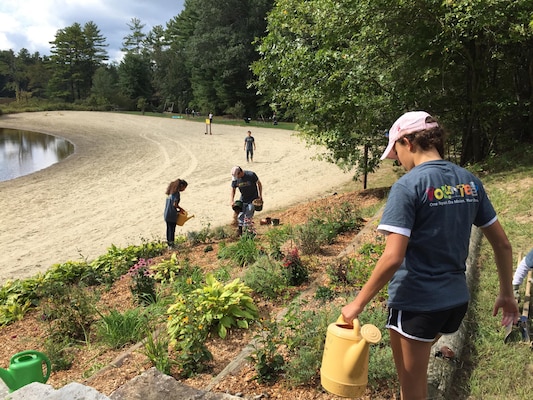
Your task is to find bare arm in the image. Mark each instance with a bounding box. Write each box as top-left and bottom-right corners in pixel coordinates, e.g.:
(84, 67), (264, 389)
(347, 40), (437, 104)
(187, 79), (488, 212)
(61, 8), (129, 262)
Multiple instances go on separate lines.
(230, 187), (236, 205)
(480, 220), (519, 326)
(342, 233), (408, 323)
(256, 179), (263, 199)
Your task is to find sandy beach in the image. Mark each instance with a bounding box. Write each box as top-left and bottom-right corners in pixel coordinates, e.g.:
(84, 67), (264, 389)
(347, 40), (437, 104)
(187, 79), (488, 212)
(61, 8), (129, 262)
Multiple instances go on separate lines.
(0, 111), (353, 284)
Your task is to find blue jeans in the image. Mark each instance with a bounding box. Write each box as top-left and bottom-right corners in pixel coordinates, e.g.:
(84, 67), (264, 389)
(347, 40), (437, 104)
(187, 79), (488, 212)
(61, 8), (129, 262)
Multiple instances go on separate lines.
(166, 221), (177, 246)
(237, 203), (255, 226)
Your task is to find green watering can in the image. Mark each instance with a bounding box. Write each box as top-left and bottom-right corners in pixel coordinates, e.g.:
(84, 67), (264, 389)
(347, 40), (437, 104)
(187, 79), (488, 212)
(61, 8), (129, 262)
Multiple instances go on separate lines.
(0, 350), (51, 392)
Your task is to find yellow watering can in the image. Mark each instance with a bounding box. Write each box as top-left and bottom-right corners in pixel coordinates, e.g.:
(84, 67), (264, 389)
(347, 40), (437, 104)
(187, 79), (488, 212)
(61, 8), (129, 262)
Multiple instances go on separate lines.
(320, 316), (381, 398)
(177, 210), (194, 226)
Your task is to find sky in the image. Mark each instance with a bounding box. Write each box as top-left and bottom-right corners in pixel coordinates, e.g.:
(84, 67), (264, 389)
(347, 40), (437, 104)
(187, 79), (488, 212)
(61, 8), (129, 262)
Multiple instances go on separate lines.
(0, 0), (185, 63)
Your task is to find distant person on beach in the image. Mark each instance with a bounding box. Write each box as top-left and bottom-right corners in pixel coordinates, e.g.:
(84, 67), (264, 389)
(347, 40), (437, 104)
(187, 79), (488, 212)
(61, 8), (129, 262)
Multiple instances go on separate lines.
(230, 166), (262, 236)
(341, 111), (518, 400)
(244, 130), (256, 162)
(164, 178), (188, 248)
(209, 112), (213, 124)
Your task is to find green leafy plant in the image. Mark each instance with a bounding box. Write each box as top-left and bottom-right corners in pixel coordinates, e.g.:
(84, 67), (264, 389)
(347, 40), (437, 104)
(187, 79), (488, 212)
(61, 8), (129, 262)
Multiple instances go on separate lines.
(262, 225), (292, 260)
(217, 234), (259, 267)
(143, 330), (175, 375)
(247, 319), (285, 383)
(243, 255), (287, 299)
(279, 305), (332, 387)
(41, 284), (98, 342)
(187, 223), (212, 245)
(124, 258), (156, 305)
(294, 222), (328, 255)
(315, 285), (335, 302)
(151, 253), (183, 284)
(44, 336), (74, 372)
(96, 308), (149, 349)
(166, 273), (259, 376)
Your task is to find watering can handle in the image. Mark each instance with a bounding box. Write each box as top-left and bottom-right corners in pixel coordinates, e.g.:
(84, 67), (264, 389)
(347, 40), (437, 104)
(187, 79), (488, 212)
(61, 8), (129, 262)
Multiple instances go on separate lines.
(10, 351), (51, 382)
(336, 315), (362, 336)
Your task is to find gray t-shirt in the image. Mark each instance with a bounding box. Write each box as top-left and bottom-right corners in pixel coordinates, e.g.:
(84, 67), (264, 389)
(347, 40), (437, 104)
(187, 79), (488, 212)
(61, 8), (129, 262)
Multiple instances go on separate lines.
(378, 160), (496, 312)
(231, 170), (259, 203)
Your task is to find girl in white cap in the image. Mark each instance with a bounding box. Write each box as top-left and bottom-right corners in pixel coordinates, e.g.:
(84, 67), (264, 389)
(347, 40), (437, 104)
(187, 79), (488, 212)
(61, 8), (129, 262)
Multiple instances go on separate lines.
(341, 111), (518, 400)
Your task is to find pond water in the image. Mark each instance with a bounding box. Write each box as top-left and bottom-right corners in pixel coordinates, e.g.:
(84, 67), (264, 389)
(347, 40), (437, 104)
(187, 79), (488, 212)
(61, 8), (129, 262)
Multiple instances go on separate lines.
(0, 128), (74, 182)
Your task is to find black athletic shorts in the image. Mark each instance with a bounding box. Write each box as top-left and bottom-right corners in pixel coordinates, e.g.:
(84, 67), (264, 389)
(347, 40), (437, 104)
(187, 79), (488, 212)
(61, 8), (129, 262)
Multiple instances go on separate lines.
(386, 302), (469, 342)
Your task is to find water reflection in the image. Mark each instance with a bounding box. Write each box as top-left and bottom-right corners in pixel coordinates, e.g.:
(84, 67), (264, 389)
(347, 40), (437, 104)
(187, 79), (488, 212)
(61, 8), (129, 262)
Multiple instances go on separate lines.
(0, 128), (74, 182)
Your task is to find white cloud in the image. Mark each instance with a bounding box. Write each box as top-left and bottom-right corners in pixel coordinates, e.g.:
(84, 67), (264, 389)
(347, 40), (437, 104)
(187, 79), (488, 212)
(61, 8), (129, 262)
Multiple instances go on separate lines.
(0, 0), (184, 61)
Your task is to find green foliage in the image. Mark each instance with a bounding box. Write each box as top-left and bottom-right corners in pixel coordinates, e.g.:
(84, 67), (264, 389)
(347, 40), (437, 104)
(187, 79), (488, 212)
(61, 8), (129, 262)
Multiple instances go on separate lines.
(314, 286), (335, 303)
(327, 243), (385, 296)
(294, 222), (328, 255)
(0, 300), (32, 326)
(279, 305), (332, 387)
(253, 0), (533, 170)
(41, 284), (98, 343)
(89, 241), (166, 286)
(166, 273), (259, 376)
(96, 308), (149, 349)
(243, 255), (287, 299)
(151, 253), (183, 284)
(187, 224), (213, 245)
(44, 337), (74, 372)
(217, 233), (259, 267)
(143, 330), (175, 375)
(262, 225), (292, 259)
(295, 203), (363, 254)
(247, 319), (285, 383)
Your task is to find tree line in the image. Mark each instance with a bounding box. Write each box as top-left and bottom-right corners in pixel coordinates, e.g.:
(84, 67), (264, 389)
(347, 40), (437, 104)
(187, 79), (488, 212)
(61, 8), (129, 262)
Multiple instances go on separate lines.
(1, 0), (533, 175)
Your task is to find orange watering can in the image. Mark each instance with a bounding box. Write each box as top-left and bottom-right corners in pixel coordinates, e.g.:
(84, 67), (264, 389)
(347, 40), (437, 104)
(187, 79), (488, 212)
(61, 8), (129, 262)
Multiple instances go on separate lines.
(320, 316), (381, 398)
(177, 210), (194, 226)
(0, 350), (51, 392)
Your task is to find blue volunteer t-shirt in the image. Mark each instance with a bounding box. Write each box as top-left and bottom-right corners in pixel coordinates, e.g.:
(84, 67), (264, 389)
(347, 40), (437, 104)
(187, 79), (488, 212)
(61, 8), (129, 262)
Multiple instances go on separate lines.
(378, 160), (497, 312)
(164, 192), (180, 223)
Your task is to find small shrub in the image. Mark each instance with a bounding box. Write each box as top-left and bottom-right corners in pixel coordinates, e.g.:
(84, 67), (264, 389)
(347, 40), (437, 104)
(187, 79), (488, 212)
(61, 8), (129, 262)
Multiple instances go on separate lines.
(151, 253), (183, 284)
(315, 286), (335, 302)
(247, 319), (285, 383)
(282, 248), (308, 286)
(44, 337), (74, 372)
(41, 284), (98, 342)
(280, 305), (332, 387)
(124, 258), (156, 305)
(187, 224), (212, 245)
(243, 255), (287, 299)
(294, 222), (328, 255)
(263, 225), (292, 260)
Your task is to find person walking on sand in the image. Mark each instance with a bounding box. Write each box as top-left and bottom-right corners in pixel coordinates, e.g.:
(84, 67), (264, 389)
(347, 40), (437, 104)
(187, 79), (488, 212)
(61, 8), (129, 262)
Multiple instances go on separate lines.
(341, 111), (519, 400)
(230, 166), (262, 236)
(244, 130), (256, 162)
(164, 178), (188, 248)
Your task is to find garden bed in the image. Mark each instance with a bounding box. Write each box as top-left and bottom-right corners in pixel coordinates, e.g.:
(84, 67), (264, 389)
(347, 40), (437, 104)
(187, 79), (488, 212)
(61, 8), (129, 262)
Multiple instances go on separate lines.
(0, 189), (394, 399)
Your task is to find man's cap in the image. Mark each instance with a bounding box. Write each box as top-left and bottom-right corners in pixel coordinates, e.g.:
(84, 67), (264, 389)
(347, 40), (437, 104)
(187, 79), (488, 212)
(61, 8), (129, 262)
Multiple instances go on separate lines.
(381, 111), (439, 160)
(231, 166), (242, 180)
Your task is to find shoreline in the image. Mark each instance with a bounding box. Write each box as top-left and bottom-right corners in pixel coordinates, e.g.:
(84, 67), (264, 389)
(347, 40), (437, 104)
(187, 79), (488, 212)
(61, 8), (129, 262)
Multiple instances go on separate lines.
(0, 111), (354, 284)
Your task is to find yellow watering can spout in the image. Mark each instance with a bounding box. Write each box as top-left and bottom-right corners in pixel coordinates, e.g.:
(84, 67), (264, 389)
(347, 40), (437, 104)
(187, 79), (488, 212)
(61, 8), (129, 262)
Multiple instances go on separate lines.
(320, 315), (382, 398)
(177, 210), (194, 226)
